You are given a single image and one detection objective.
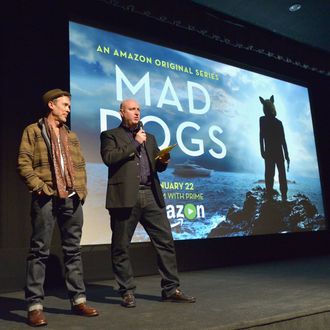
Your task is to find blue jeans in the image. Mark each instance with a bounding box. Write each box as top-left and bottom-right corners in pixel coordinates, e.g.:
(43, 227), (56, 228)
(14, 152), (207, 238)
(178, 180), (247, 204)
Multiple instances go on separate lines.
(109, 187), (180, 297)
(25, 194), (86, 309)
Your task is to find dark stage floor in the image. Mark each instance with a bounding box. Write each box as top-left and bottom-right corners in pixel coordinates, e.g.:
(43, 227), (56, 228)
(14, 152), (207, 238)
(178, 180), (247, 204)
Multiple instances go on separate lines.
(2, 255), (330, 329)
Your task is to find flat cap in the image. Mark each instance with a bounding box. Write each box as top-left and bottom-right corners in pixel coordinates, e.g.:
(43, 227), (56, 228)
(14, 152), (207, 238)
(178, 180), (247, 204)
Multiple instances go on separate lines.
(42, 88), (71, 105)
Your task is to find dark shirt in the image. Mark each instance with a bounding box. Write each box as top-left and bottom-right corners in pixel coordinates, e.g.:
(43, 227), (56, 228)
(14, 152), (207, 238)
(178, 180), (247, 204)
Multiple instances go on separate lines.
(121, 124), (151, 186)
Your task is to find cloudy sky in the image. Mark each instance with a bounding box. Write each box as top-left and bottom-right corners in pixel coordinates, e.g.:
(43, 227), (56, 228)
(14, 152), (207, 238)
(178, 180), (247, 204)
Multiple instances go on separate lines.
(69, 21), (320, 179)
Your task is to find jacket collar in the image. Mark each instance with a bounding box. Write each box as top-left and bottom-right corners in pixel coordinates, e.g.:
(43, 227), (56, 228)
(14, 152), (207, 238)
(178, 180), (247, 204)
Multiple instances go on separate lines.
(37, 118), (70, 132)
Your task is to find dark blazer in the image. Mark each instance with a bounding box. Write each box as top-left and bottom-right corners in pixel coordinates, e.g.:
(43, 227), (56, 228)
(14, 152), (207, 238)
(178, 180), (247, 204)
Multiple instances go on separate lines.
(100, 126), (167, 209)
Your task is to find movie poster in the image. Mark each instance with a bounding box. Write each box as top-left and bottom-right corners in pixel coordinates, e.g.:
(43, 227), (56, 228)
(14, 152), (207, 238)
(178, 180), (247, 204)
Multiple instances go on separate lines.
(69, 21), (325, 245)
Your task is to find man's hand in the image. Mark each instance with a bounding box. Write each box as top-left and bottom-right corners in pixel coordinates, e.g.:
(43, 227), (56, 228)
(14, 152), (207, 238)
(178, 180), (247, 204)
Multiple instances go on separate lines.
(158, 152), (170, 164)
(135, 128), (147, 145)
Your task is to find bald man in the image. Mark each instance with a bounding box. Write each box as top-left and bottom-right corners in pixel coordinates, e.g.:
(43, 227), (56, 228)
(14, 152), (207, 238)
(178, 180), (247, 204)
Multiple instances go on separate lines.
(100, 99), (196, 308)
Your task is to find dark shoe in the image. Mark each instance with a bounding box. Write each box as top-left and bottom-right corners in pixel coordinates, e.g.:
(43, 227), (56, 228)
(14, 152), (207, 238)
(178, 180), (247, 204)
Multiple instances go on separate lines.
(162, 288), (196, 303)
(27, 309), (48, 327)
(121, 293), (136, 308)
(71, 303), (99, 317)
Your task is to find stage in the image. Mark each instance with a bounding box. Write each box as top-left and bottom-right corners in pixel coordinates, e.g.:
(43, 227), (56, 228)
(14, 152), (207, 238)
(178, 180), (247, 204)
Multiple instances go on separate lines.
(1, 255), (330, 329)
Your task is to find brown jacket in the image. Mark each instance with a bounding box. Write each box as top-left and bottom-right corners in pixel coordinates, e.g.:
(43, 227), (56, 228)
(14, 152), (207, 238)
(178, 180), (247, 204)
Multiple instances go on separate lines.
(17, 118), (87, 201)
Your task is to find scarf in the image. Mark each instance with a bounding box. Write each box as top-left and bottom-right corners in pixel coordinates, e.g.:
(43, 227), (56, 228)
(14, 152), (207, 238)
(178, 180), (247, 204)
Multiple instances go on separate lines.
(44, 118), (75, 198)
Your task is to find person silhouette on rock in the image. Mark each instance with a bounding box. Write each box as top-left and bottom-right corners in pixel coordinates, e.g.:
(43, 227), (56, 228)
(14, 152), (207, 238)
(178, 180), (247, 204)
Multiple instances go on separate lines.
(259, 95), (290, 201)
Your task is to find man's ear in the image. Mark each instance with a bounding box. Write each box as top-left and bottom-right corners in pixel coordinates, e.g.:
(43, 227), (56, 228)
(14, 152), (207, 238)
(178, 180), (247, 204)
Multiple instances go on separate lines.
(270, 95), (274, 103)
(259, 96), (265, 104)
(48, 100), (55, 111)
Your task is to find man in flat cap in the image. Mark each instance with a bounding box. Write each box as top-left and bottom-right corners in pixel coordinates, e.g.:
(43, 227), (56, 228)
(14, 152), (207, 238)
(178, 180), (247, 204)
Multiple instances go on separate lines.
(17, 89), (99, 327)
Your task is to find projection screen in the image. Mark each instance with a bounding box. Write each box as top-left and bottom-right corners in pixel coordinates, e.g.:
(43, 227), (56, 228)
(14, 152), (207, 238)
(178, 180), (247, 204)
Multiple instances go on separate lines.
(69, 21), (326, 245)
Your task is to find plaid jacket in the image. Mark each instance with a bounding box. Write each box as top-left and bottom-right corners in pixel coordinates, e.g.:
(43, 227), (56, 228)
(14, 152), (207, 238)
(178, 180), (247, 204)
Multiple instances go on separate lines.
(17, 118), (87, 201)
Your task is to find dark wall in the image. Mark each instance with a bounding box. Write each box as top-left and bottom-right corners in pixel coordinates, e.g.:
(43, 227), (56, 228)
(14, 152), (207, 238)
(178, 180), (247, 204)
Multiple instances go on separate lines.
(1, 0), (329, 293)
(1, 0), (70, 291)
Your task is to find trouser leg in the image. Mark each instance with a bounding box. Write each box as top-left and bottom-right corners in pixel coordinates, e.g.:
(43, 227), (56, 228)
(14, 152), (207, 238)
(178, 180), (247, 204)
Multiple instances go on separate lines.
(265, 159), (275, 194)
(25, 195), (56, 310)
(277, 160), (288, 198)
(57, 194), (86, 304)
(109, 207), (139, 296)
(140, 189), (180, 297)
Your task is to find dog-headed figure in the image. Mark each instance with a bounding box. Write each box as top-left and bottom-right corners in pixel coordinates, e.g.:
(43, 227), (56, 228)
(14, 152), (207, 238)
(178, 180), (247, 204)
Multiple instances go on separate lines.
(259, 95), (289, 201)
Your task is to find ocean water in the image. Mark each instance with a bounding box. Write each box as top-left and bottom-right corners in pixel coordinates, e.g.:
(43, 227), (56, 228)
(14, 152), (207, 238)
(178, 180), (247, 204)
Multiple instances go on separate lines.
(82, 163), (326, 244)
(160, 168), (325, 240)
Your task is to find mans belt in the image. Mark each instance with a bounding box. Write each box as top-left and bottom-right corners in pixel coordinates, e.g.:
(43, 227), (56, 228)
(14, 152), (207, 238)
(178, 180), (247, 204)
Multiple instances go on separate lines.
(139, 185), (151, 190)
